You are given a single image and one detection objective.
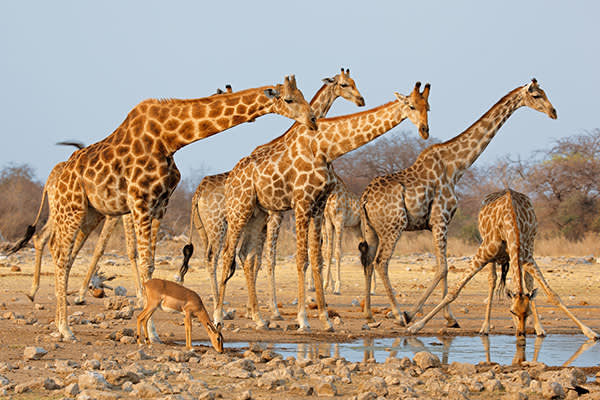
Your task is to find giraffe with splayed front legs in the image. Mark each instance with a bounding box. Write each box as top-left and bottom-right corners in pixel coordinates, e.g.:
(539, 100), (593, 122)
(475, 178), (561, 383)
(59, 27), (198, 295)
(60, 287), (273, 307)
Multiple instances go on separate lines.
(408, 189), (600, 340)
(180, 69), (366, 317)
(359, 79), (557, 327)
(9, 76), (316, 341)
(216, 81), (431, 331)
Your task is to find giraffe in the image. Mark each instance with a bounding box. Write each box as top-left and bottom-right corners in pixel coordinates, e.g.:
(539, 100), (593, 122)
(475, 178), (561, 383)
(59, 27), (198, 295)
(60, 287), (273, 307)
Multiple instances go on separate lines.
(26, 86), (238, 305)
(9, 76), (317, 340)
(358, 79), (557, 327)
(179, 69), (366, 317)
(407, 189), (600, 340)
(320, 170), (362, 294)
(216, 81), (431, 331)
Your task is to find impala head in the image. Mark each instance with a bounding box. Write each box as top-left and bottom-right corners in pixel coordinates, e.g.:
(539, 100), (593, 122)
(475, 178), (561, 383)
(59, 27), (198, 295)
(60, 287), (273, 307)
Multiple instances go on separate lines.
(265, 75), (318, 131)
(522, 78), (557, 119)
(507, 288), (537, 340)
(394, 81), (431, 139)
(206, 322), (224, 353)
(322, 68), (365, 107)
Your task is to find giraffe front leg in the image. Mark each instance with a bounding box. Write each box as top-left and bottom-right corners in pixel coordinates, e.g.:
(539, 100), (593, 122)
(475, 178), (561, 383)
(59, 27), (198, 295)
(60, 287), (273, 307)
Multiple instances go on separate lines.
(264, 213), (283, 320)
(409, 249), (489, 334)
(55, 261), (76, 340)
(122, 214), (142, 306)
(133, 212), (160, 343)
(524, 270), (545, 336)
(479, 262), (497, 335)
(308, 213), (333, 332)
(525, 261), (599, 340)
(295, 213), (311, 331)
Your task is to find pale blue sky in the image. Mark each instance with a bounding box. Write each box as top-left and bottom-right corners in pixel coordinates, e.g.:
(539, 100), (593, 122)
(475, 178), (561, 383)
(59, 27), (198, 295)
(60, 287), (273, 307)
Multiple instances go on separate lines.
(1, 1), (598, 183)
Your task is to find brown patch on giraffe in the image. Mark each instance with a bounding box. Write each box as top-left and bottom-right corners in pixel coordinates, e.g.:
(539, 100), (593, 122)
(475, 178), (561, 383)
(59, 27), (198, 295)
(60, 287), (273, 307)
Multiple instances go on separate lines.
(191, 104), (207, 119)
(208, 107), (222, 119)
(179, 121), (195, 140)
(147, 120), (161, 136)
(164, 119), (180, 131)
(236, 104), (247, 115)
(198, 120), (216, 133)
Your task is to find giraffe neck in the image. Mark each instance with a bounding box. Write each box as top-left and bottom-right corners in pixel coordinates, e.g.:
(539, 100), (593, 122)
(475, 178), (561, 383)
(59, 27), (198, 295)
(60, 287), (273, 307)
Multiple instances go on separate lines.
(312, 100), (409, 162)
(310, 83), (339, 118)
(122, 86), (277, 155)
(440, 86), (525, 180)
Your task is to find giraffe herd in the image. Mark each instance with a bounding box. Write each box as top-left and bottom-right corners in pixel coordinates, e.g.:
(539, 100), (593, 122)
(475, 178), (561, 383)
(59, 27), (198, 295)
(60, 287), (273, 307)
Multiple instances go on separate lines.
(7, 70), (599, 346)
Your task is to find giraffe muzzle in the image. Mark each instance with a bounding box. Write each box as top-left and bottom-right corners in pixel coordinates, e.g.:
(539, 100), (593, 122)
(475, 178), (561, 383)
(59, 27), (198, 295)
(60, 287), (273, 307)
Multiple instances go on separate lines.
(419, 125), (430, 140)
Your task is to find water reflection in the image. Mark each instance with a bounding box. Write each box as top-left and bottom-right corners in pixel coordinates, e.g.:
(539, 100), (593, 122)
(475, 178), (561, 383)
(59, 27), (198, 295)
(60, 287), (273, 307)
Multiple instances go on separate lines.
(221, 334), (599, 367)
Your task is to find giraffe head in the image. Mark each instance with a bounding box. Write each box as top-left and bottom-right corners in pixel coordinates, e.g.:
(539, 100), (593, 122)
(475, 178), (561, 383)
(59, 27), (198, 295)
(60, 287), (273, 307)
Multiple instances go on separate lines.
(507, 288), (538, 339)
(394, 81), (431, 139)
(265, 75), (318, 130)
(322, 68), (365, 107)
(521, 78), (557, 119)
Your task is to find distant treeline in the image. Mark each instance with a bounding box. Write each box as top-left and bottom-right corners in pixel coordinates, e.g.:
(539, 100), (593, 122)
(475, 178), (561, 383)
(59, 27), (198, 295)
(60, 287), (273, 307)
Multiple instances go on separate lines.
(1, 129), (599, 245)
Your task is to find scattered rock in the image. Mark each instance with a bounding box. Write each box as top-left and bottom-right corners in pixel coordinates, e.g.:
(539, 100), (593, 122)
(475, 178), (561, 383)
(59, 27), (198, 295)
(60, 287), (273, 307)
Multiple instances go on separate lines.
(413, 351), (441, 370)
(78, 371), (110, 390)
(23, 346), (48, 360)
(315, 381), (337, 397)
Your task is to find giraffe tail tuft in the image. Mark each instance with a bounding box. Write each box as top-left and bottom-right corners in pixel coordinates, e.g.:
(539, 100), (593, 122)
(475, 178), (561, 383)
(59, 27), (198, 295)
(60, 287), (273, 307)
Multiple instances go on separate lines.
(358, 241), (369, 271)
(178, 244), (194, 282)
(224, 258), (236, 284)
(5, 224), (36, 255)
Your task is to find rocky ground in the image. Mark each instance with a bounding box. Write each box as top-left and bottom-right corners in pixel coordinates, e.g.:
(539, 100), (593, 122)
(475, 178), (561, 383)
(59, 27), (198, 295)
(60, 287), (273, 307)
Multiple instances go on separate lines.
(0, 241), (599, 399)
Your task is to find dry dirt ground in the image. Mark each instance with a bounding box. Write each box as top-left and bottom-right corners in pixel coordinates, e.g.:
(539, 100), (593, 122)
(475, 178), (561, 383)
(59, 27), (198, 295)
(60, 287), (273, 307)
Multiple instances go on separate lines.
(0, 239), (599, 399)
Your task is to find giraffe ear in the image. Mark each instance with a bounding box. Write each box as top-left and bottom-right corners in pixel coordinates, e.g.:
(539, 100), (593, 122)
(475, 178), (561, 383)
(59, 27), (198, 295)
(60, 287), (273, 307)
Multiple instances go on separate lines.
(264, 88), (280, 99)
(322, 77), (335, 84)
(216, 322), (223, 333)
(506, 289), (515, 299)
(394, 92), (409, 104)
(527, 288), (538, 300)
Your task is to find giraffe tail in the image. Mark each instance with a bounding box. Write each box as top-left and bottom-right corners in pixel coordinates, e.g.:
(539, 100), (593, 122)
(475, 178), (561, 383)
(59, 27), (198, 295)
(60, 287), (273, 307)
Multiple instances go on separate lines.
(497, 260), (509, 297)
(6, 181), (49, 255)
(179, 188), (202, 282)
(224, 258), (236, 284)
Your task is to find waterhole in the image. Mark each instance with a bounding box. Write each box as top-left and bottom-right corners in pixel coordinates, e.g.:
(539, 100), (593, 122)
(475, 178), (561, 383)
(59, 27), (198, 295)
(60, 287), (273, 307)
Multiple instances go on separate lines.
(202, 334), (599, 367)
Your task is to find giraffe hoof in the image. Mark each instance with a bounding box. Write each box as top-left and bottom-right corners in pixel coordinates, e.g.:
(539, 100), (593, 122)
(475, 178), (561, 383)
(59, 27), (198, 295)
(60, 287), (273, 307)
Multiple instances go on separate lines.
(446, 321), (461, 329)
(271, 314), (284, 321)
(73, 297), (86, 306)
(297, 325), (311, 333)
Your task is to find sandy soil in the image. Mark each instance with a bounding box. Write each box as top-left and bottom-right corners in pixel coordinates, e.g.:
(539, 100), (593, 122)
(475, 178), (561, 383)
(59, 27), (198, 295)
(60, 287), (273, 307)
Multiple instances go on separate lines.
(0, 241), (599, 398)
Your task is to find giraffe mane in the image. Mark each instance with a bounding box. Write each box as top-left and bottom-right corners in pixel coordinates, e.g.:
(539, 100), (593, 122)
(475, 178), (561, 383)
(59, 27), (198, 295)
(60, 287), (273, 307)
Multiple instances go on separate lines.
(319, 100), (397, 124)
(146, 86), (275, 105)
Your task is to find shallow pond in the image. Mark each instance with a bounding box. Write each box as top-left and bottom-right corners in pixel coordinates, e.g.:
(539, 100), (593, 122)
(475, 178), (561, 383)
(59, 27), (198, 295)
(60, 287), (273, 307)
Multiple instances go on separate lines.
(214, 335), (599, 367)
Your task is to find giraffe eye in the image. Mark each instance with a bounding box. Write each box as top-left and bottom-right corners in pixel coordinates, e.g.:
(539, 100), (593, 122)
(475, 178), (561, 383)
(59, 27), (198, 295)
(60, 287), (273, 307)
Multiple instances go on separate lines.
(284, 99), (293, 104)
(340, 83), (349, 88)
(532, 94), (542, 99)
(409, 105), (416, 110)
